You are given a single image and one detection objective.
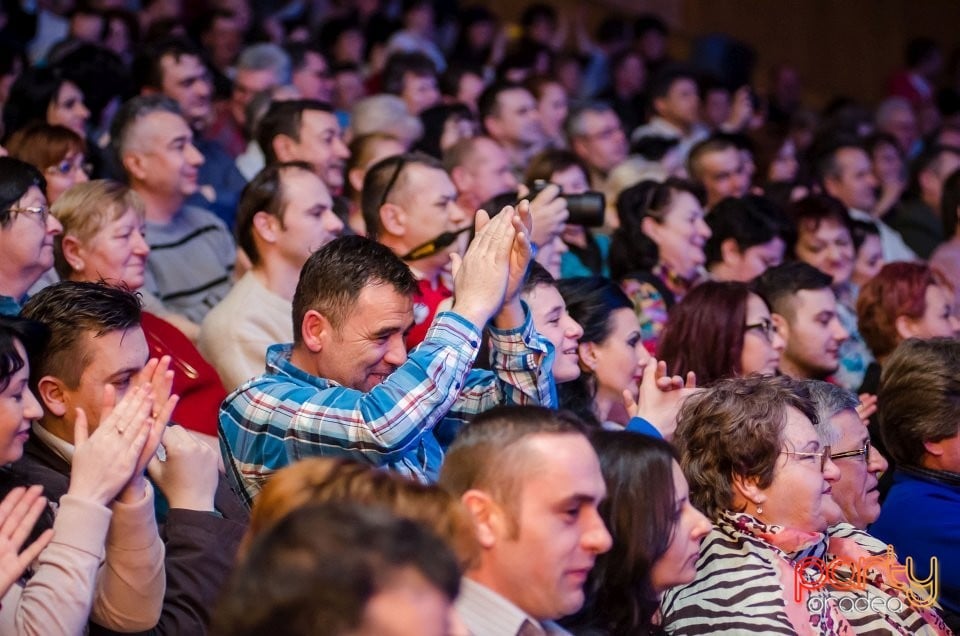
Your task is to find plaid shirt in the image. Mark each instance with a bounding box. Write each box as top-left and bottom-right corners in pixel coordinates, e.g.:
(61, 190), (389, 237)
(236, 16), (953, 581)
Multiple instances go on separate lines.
(219, 309), (555, 505)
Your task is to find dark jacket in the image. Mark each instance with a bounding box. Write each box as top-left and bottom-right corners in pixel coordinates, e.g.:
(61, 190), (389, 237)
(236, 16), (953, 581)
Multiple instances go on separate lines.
(8, 433), (249, 635)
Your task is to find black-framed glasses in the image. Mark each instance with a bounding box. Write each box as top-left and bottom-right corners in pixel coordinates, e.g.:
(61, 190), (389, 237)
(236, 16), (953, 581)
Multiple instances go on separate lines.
(831, 439), (871, 463)
(8, 205), (51, 226)
(378, 156), (408, 211)
(745, 317), (776, 342)
(782, 446), (832, 472)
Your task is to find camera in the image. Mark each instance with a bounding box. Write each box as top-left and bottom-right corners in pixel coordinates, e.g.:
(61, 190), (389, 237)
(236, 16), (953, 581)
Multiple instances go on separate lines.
(524, 179), (606, 227)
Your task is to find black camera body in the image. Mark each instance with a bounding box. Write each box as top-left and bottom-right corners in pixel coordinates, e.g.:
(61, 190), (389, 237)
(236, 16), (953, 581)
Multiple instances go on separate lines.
(525, 179), (606, 227)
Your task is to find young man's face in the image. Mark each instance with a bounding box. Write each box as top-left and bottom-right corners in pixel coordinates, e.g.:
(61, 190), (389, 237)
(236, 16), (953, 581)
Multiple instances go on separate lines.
(293, 51), (335, 103)
(489, 88), (543, 148)
(696, 147), (748, 208)
(572, 110), (627, 174)
(401, 72), (440, 115)
(826, 148), (877, 211)
(773, 288), (848, 380)
(160, 53), (213, 131)
(453, 138), (517, 205)
(478, 433), (611, 620)
(659, 78), (700, 128)
(271, 168), (343, 270)
(286, 110), (350, 192)
(51, 327), (149, 439)
(523, 283), (583, 383)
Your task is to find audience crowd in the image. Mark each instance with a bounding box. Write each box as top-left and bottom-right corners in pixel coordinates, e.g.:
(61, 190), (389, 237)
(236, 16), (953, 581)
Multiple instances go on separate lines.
(0, 0), (958, 633)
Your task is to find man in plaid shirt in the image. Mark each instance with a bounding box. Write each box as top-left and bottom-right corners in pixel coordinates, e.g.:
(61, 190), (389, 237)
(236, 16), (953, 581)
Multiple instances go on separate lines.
(219, 206), (555, 505)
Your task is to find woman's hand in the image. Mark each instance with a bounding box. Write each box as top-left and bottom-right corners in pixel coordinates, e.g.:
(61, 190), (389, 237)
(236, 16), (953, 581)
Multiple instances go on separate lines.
(856, 393), (878, 425)
(0, 486), (54, 596)
(624, 358), (697, 440)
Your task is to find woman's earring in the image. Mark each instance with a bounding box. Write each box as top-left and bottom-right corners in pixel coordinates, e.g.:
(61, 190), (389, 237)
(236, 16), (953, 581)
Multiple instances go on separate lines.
(756, 504), (763, 515)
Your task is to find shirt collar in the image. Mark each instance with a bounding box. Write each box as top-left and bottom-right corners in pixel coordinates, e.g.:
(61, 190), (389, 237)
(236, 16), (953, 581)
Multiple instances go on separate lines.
(31, 421), (75, 465)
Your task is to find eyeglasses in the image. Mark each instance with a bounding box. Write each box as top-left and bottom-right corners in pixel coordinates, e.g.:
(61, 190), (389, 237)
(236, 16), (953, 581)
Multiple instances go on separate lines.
(744, 317), (777, 343)
(8, 205), (51, 226)
(46, 158), (92, 177)
(378, 156), (408, 212)
(831, 439), (871, 463)
(782, 446), (832, 472)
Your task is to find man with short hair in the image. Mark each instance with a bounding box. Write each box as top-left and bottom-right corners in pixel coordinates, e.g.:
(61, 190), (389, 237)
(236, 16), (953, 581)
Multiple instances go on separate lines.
(257, 99), (351, 197)
(806, 380), (888, 530)
(362, 153), (465, 348)
(567, 103), (629, 190)
(439, 405), (612, 635)
(871, 338), (960, 624)
(687, 136), (750, 210)
(444, 136), (568, 260)
(631, 67), (708, 163)
(111, 95), (236, 324)
(208, 43), (292, 158)
(382, 50), (441, 115)
(286, 42), (335, 103)
(200, 162), (344, 389)
(478, 81), (545, 176)
(885, 144), (960, 258)
(17, 281), (249, 634)
(875, 96), (920, 158)
(817, 140), (916, 262)
(135, 36), (247, 227)
(220, 213), (554, 501)
(754, 262), (849, 381)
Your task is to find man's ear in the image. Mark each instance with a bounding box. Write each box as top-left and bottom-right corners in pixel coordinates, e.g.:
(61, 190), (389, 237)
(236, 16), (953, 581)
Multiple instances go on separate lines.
(252, 211), (280, 245)
(923, 439), (947, 458)
(379, 202), (407, 237)
(894, 314), (919, 341)
(121, 151), (148, 183)
(299, 310), (333, 353)
(347, 167), (365, 195)
(720, 237), (742, 265)
(460, 489), (502, 549)
(652, 95), (667, 118)
(36, 376), (68, 417)
(822, 174), (842, 200)
(271, 134), (296, 163)
(482, 115), (501, 141)
(449, 165), (471, 194)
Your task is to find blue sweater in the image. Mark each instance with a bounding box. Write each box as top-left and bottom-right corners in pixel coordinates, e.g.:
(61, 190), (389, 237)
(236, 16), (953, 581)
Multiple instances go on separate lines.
(870, 466), (960, 620)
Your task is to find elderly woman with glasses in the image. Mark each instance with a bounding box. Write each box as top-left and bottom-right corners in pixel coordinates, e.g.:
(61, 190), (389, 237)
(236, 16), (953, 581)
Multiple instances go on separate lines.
(0, 157), (62, 315)
(657, 280), (785, 386)
(661, 375), (950, 635)
(7, 122), (90, 204)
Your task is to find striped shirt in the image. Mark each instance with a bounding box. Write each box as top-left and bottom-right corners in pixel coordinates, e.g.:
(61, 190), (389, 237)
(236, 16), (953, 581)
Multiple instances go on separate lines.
(219, 309), (555, 504)
(144, 205), (236, 324)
